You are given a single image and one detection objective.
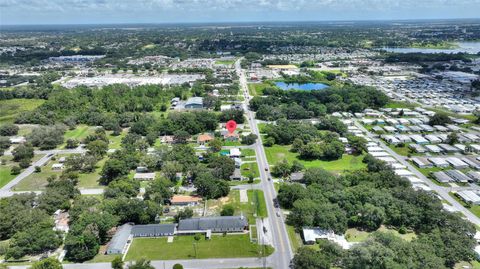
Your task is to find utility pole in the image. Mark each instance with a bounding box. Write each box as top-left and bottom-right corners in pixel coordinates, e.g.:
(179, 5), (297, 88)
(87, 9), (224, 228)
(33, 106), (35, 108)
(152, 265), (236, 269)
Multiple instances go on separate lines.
(193, 242), (197, 259)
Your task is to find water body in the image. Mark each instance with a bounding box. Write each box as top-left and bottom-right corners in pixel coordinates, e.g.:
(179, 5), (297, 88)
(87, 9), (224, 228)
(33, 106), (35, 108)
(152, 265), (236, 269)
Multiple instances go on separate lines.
(382, 41), (480, 54)
(275, 81), (329, 91)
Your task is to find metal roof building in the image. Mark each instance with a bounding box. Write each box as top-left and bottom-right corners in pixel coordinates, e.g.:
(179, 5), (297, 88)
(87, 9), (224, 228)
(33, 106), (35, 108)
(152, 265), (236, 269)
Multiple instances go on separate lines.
(433, 171), (454, 183)
(106, 224), (133, 255)
(131, 224), (176, 237)
(178, 216), (248, 233)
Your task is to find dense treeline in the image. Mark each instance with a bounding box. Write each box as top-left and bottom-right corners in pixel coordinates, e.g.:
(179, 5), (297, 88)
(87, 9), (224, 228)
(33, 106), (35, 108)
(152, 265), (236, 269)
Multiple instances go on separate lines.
(250, 84), (388, 121)
(384, 52), (472, 63)
(283, 155), (476, 268)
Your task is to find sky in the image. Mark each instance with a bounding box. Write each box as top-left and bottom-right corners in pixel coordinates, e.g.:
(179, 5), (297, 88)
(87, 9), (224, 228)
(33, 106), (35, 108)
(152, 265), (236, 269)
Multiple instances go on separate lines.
(1, 0), (480, 25)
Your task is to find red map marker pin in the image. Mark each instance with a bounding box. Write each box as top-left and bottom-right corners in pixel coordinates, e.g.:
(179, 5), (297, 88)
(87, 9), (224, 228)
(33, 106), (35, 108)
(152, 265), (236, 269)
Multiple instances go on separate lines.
(226, 120), (237, 133)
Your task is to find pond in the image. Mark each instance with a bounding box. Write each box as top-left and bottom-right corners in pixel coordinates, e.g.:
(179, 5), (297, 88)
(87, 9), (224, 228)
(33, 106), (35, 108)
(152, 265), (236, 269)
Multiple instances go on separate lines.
(381, 41), (480, 54)
(275, 81), (329, 91)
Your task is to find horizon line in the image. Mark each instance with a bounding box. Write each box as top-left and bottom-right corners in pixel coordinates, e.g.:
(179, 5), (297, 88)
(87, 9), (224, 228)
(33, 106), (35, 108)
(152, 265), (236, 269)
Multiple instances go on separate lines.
(2, 17), (480, 27)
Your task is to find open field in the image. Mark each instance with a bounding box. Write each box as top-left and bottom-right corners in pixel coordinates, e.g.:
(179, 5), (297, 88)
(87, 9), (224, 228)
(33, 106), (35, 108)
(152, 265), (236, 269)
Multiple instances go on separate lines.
(215, 59), (235, 65)
(0, 166), (15, 188)
(64, 125), (96, 141)
(384, 101), (418, 109)
(207, 190), (267, 224)
(241, 162), (259, 178)
(345, 226), (416, 243)
(0, 99), (44, 124)
(248, 83), (272, 96)
(125, 234), (273, 260)
(265, 145), (366, 172)
(13, 155), (105, 191)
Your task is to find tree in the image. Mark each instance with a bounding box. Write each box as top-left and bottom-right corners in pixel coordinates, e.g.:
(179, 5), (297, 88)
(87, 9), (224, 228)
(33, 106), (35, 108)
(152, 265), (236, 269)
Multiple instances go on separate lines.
(0, 123), (19, 136)
(12, 143), (34, 162)
(207, 155), (235, 180)
(347, 135), (367, 154)
(31, 257), (63, 269)
(429, 113), (452, 126)
(447, 132), (459, 145)
(277, 183), (307, 209)
(174, 208), (193, 222)
(100, 159), (129, 185)
(241, 134), (258, 145)
(111, 256), (124, 269)
(173, 130), (191, 144)
(86, 140), (108, 158)
(272, 159), (291, 178)
(10, 165), (21, 175)
(66, 139), (80, 149)
(220, 204), (235, 216)
(194, 172), (230, 199)
(291, 247), (332, 269)
(172, 264), (184, 269)
(144, 178), (173, 204)
(263, 137), (275, 147)
(0, 136), (11, 152)
(209, 139), (222, 152)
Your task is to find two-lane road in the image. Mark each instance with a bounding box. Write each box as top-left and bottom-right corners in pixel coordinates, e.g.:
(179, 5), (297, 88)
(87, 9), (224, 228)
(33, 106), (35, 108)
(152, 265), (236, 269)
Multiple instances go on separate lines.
(236, 59), (293, 269)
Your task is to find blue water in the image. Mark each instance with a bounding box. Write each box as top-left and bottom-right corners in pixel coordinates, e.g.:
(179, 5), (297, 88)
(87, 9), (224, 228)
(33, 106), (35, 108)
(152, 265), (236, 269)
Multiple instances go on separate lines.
(381, 42), (480, 54)
(275, 81), (329, 91)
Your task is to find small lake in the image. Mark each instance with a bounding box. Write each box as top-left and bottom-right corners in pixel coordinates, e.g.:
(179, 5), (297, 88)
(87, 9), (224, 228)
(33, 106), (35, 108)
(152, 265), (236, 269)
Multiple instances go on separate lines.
(275, 82), (329, 91)
(381, 41), (480, 54)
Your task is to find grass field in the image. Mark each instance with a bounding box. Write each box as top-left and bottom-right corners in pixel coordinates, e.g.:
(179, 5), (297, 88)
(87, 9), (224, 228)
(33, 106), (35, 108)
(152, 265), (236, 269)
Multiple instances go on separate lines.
(345, 226), (416, 243)
(388, 144), (412, 156)
(215, 59), (235, 65)
(64, 125), (95, 141)
(265, 145), (366, 172)
(125, 234), (274, 260)
(286, 225), (303, 252)
(384, 101), (418, 109)
(241, 162), (259, 178)
(0, 99), (44, 124)
(207, 189), (267, 224)
(248, 83), (273, 96)
(0, 166), (15, 188)
(14, 155), (105, 191)
(107, 130), (126, 149)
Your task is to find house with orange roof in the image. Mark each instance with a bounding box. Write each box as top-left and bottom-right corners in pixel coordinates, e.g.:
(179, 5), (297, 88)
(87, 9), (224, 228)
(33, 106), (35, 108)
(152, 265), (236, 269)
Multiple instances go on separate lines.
(170, 195), (203, 206)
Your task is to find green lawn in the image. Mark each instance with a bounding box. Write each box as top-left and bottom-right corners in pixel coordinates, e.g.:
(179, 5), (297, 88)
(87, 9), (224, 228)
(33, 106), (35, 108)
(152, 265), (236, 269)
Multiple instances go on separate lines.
(384, 101), (418, 109)
(248, 83), (272, 96)
(388, 144), (412, 156)
(345, 226), (416, 243)
(241, 162), (259, 178)
(241, 148), (256, 157)
(265, 145), (366, 172)
(223, 140), (242, 147)
(125, 234), (273, 260)
(0, 99), (45, 124)
(0, 166), (15, 188)
(207, 190), (267, 224)
(215, 59), (235, 65)
(257, 123), (267, 133)
(14, 155), (105, 191)
(107, 131), (126, 149)
(63, 125), (96, 146)
(286, 225), (303, 252)
(248, 190), (268, 218)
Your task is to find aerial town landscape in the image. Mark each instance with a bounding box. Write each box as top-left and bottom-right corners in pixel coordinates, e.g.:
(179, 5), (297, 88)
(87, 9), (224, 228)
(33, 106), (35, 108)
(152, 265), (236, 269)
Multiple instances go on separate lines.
(1, 1), (480, 269)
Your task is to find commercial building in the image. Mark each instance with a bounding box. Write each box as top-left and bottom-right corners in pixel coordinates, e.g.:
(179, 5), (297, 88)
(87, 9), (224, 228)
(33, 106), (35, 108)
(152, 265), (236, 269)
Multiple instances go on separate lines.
(178, 216), (248, 233)
(106, 224), (133, 255)
(185, 97), (204, 109)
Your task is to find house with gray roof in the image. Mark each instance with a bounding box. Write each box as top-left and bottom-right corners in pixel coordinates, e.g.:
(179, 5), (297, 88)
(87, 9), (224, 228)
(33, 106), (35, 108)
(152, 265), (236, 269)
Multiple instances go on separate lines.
(178, 216), (248, 233)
